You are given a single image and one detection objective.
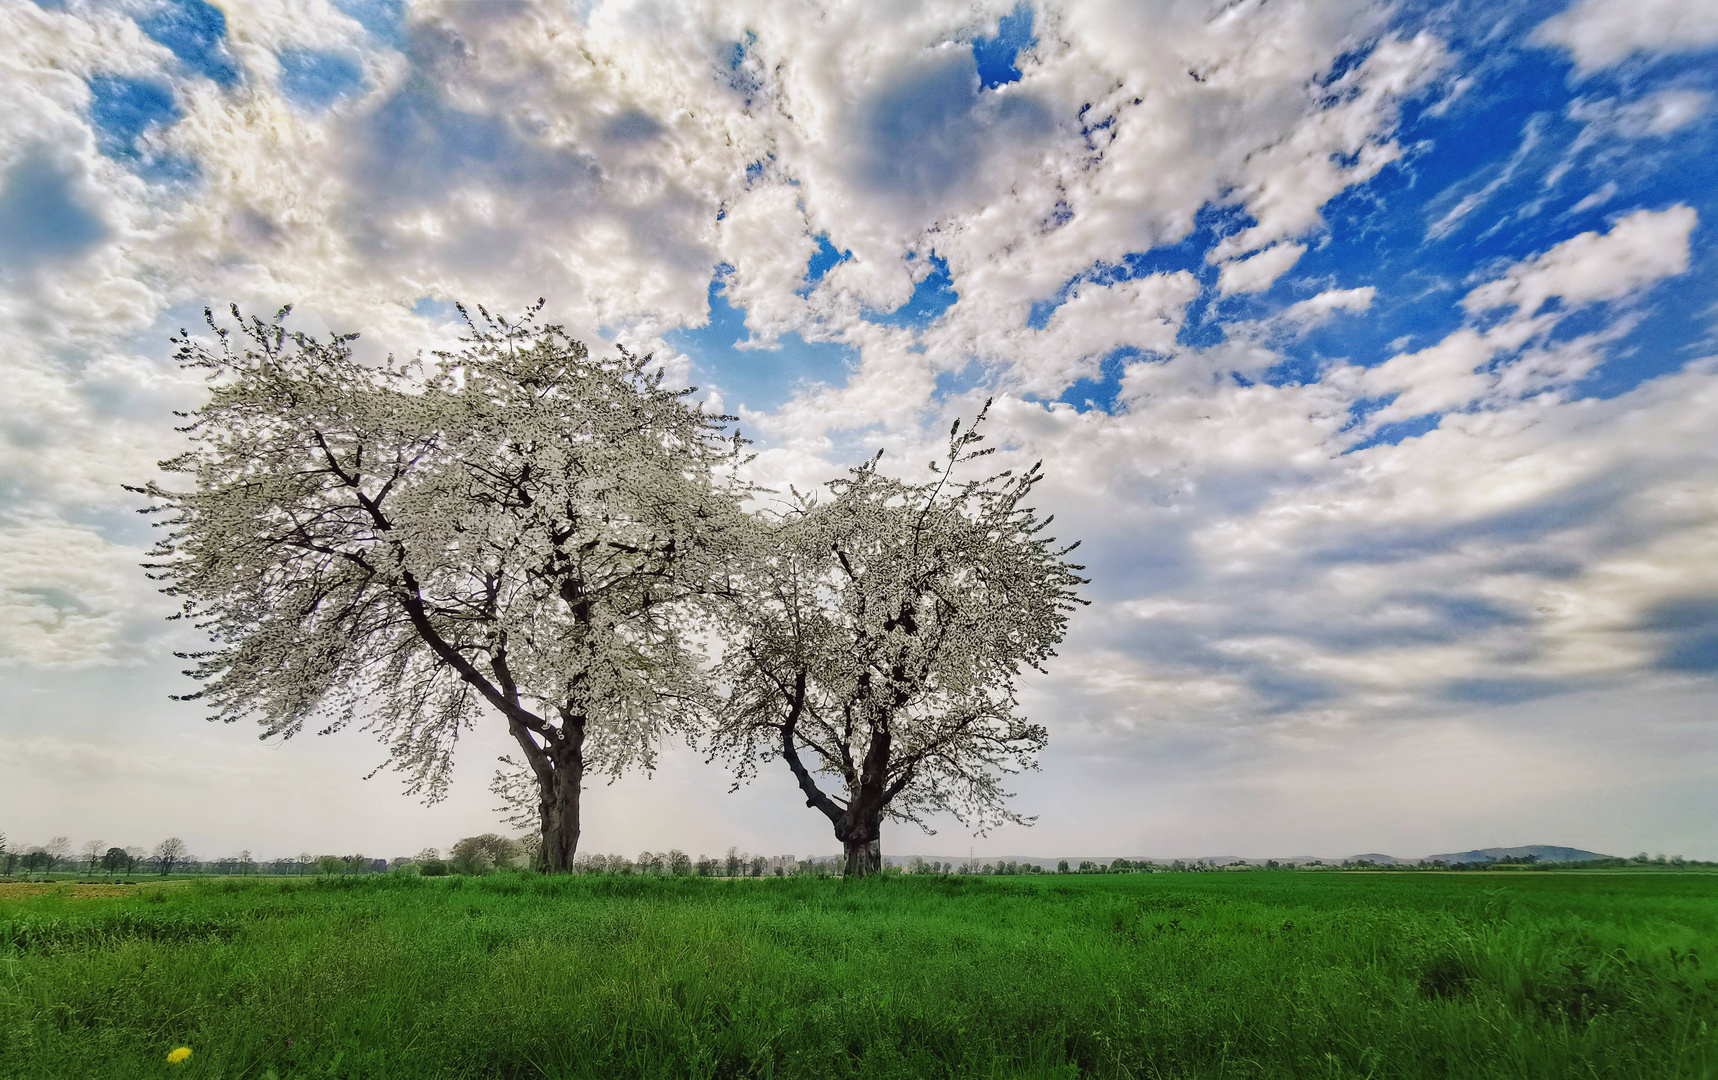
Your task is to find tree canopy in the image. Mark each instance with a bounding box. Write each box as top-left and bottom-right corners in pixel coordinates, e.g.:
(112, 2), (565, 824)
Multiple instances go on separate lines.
(133, 303), (748, 870)
(710, 406), (1087, 875)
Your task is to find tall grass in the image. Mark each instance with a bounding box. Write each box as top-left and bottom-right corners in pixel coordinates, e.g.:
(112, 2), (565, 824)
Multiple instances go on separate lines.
(2, 872), (1713, 1078)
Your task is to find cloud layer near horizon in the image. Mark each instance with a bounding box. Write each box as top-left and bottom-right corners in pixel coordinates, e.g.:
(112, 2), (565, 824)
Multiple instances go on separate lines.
(1, 0), (1715, 859)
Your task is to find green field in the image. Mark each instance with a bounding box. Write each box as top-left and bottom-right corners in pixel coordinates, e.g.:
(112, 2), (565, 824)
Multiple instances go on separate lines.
(2, 871), (1715, 1078)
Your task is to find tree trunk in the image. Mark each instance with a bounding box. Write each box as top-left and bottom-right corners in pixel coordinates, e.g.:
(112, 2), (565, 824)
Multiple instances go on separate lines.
(525, 719), (586, 873)
(538, 758), (582, 873)
(842, 831), (882, 877)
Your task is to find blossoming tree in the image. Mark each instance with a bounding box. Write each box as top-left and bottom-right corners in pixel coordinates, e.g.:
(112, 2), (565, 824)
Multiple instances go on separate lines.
(132, 304), (746, 871)
(710, 407), (1087, 876)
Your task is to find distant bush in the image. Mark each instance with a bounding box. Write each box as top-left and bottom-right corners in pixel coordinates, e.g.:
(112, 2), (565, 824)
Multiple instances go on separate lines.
(418, 859), (450, 877)
(450, 835), (523, 875)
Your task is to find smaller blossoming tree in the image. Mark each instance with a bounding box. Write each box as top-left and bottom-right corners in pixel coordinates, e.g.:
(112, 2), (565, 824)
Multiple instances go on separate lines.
(710, 406), (1087, 876)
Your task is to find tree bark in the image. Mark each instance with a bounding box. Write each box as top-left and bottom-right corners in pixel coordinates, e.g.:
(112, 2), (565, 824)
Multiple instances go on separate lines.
(836, 720), (892, 878)
(842, 829), (882, 877)
(519, 717), (586, 873)
(538, 755), (582, 873)
(777, 673), (896, 879)
(835, 783), (887, 878)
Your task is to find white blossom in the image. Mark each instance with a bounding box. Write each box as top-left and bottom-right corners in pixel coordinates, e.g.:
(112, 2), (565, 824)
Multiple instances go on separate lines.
(711, 405), (1087, 875)
(132, 303), (748, 870)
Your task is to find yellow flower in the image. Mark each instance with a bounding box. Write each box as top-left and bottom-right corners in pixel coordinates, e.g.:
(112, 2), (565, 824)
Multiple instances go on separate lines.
(167, 1046), (192, 1064)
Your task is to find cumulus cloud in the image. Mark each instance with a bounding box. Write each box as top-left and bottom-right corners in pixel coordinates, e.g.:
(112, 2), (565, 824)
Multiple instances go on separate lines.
(2, 0), (1716, 855)
(1339, 206), (1696, 425)
(1280, 286), (1374, 325)
(1018, 271), (1201, 392)
(1535, 0), (1718, 73)
(1217, 242), (1306, 295)
(1461, 205), (1695, 317)
(0, 519), (155, 668)
(1208, 32), (1449, 262)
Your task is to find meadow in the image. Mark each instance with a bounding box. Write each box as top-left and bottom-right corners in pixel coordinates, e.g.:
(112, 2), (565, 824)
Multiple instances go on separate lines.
(1, 871), (1714, 1078)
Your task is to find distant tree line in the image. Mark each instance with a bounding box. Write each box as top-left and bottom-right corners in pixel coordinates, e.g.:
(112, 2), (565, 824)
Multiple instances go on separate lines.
(0, 832), (394, 879)
(3, 829), (1708, 880)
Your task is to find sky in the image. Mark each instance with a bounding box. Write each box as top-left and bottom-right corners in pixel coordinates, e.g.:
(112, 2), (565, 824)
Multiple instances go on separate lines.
(2, 0), (1716, 864)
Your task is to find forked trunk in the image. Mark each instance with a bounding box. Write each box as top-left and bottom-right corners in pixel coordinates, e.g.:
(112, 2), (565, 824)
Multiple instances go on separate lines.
(518, 718), (586, 873)
(778, 680), (892, 879)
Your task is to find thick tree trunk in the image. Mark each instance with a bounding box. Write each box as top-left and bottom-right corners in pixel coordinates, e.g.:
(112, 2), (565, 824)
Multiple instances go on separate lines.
(837, 724), (891, 877)
(538, 753), (583, 873)
(842, 830), (882, 877)
(778, 676), (895, 879)
(519, 717), (586, 873)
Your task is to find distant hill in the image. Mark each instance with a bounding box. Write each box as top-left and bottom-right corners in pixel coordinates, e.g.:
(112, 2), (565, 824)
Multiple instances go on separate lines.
(1418, 845), (1611, 865)
(875, 844), (1614, 869)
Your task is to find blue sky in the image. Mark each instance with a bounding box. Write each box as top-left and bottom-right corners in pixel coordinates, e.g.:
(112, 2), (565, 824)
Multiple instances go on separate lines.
(1, 0), (1716, 862)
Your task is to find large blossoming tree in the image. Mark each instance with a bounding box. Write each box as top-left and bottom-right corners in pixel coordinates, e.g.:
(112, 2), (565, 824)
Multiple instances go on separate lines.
(710, 407), (1087, 876)
(132, 303), (746, 871)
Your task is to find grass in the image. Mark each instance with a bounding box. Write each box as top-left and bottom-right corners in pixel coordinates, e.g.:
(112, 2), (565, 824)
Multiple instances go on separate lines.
(1, 871), (1714, 1078)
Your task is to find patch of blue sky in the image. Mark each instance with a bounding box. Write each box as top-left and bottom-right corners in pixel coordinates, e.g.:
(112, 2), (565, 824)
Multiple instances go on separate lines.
(862, 253), (959, 329)
(1056, 346), (1146, 414)
(137, 0), (240, 87)
(797, 234), (851, 296)
(1301, 592), (1526, 653)
(666, 274), (857, 414)
(1265, 8), (1717, 428)
(932, 360), (991, 403)
(87, 76), (197, 183)
(1640, 598), (1718, 674)
(333, 0), (405, 49)
(1439, 676), (1570, 706)
(411, 296), (459, 322)
(1344, 413), (1442, 454)
(88, 77), (177, 160)
(972, 4), (1034, 91)
(1249, 668), (1344, 713)
(1020, 7), (1714, 441)
(725, 31), (761, 104)
(134, 155), (199, 185)
(278, 50), (366, 113)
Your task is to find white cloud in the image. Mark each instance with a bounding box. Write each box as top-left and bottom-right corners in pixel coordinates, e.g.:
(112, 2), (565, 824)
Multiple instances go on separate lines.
(2, 0), (1716, 858)
(1217, 242), (1306, 294)
(1338, 206), (1695, 425)
(1014, 271), (1201, 394)
(1461, 205), (1696, 316)
(1569, 181), (1618, 214)
(1621, 90), (1711, 137)
(1567, 89), (1714, 147)
(0, 519), (152, 668)
(715, 184), (817, 343)
(1535, 0), (1718, 73)
(1210, 32), (1449, 262)
(1281, 285), (1374, 325)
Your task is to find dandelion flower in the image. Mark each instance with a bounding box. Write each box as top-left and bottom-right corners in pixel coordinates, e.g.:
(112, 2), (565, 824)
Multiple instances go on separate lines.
(167, 1046), (192, 1064)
